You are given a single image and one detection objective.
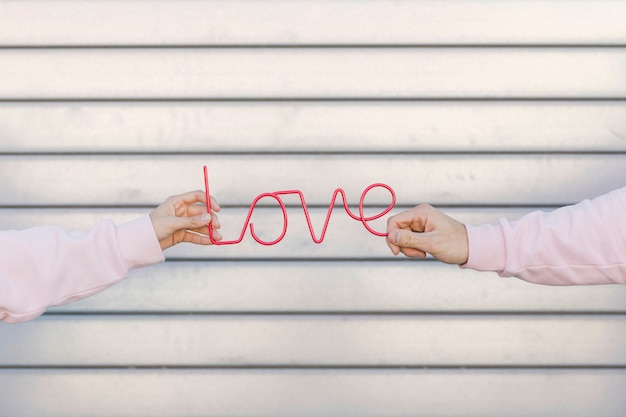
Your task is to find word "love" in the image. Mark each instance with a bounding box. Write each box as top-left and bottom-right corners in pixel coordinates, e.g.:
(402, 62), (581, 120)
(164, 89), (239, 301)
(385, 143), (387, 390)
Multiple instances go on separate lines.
(203, 166), (396, 246)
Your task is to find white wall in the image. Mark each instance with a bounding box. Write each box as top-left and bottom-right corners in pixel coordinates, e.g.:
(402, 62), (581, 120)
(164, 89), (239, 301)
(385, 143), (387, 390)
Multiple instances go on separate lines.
(1, 1), (626, 415)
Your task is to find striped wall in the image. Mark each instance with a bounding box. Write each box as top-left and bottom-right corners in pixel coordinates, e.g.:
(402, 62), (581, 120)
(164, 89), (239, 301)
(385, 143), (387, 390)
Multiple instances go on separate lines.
(1, 1), (626, 416)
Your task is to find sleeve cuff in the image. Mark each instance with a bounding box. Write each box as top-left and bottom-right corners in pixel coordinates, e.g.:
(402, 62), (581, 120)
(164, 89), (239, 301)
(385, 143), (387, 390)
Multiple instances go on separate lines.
(461, 223), (507, 273)
(116, 215), (165, 270)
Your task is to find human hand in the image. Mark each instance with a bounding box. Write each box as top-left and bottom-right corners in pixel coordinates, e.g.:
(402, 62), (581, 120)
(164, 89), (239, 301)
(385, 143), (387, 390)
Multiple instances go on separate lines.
(386, 204), (469, 265)
(149, 190), (222, 250)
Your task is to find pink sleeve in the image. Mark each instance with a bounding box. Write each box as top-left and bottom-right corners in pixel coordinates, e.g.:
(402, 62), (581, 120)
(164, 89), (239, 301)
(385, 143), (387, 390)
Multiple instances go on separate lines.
(462, 187), (626, 285)
(0, 215), (164, 323)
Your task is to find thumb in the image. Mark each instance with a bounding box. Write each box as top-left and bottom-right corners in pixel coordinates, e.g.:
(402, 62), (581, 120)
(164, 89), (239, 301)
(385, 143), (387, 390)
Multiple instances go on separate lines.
(180, 213), (212, 231)
(387, 229), (432, 258)
(389, 228), (433, 252)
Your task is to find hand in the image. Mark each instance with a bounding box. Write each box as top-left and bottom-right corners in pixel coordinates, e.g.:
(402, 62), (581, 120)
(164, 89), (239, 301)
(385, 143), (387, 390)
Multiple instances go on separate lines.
(149, 190), (222, 250)
(386, 203), (469, 265)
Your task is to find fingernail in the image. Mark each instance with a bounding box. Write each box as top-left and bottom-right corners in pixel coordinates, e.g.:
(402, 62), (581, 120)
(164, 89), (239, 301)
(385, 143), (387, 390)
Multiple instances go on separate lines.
(389, 229), (400, 244)
(201, 213), (211, 223)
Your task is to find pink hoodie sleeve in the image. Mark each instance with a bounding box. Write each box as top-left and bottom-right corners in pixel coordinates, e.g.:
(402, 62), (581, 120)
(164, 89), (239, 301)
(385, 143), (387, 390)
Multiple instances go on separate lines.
(0, 215), (164, 323)
(463, 187), (626, 285)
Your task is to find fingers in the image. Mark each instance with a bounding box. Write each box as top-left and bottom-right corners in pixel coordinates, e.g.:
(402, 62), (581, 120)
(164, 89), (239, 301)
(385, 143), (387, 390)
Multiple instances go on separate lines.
(385, 204), (432, 256)
(386, 229), (402, 255)
(184, 206), (221, 228)
(173, 190), (222, 231)
(181, 231), (214, 246)
(172, 190), (221, 213)
(180, 189), (220, 207)
(150, 188), (226, 250)
(179, 194), (223, 244)
(182, 227), (223, 245)
(208, 195), (220, 212)
(177, 211), (222, 236)
(386, 207), (423, 230)
(386, 203), (434, 233)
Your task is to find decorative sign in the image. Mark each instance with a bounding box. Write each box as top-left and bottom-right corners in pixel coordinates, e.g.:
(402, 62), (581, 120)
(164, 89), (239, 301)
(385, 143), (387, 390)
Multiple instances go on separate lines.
(203, 166), (396, 245)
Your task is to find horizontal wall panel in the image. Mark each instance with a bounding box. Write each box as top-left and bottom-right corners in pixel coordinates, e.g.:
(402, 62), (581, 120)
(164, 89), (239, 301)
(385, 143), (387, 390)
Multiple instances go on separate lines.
(2, 102), (626, 153)
(2, 1), (626, 46)
(0, 155), (623, 206)
(49, 261), (626, 314)
(1, 369), (625, 417)
(2, 48), (626, 99)
(2, 315), (626, 366)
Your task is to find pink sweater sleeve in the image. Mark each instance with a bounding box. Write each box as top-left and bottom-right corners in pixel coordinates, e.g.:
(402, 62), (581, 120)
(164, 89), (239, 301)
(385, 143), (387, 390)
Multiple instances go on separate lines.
(463, 187), (626, 285)
(0, 215), (164, 323)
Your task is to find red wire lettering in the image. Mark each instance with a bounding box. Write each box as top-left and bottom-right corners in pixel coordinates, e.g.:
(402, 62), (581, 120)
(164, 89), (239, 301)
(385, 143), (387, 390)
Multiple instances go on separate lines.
(203, 165), (396, 246)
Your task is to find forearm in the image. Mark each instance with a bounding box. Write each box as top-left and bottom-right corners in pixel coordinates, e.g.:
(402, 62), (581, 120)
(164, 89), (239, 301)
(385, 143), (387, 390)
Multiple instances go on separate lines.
(463, 187), (626, 285)
(0, 215), (164, 323)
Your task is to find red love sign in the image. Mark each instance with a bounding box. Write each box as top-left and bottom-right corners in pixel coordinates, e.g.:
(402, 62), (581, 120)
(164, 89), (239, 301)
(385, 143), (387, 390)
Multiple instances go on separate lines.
(203, 166), (396, 246)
